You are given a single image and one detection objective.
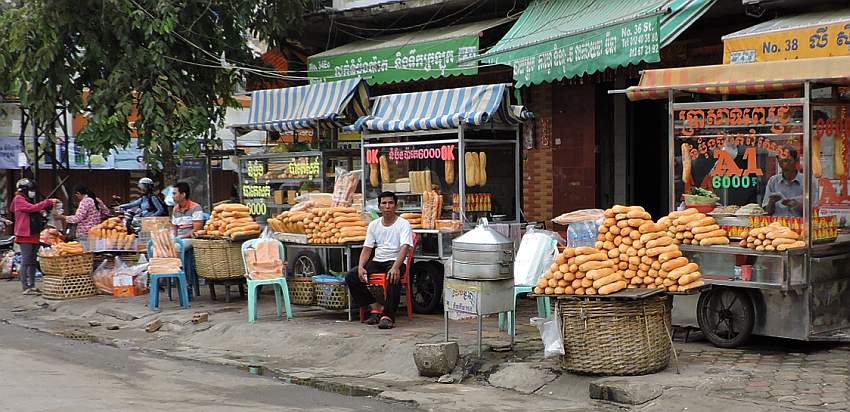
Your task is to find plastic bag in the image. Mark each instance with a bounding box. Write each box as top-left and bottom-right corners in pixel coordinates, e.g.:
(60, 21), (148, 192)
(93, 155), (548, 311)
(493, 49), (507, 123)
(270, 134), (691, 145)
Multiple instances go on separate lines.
(514, 227), (558, 286)
(92, 258), (114, 294)
(244, 227), (284, 280)
(0, 250), (14, 279)
(331, 167), (362, 207)
(531, 314), (565, 358)
(566, 219), (600, 248)
(552, 209), (605, 225)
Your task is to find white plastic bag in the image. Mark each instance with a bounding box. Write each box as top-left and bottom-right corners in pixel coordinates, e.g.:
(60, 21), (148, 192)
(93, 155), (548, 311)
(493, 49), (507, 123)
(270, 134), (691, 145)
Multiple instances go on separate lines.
(531, 314), (565, 358)
(514, 228), (558, 286)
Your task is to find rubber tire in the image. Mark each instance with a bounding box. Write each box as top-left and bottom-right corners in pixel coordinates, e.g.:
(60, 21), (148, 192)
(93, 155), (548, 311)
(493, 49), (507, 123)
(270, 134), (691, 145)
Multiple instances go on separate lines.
(292, 250), (324, 278)
(697, 287), (755, 348)
(410, 260), (444, 314)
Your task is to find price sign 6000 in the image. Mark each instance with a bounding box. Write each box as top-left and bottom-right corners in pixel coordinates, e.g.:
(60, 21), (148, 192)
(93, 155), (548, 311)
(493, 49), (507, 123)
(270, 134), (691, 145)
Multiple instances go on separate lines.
(245, 201), (267, 216)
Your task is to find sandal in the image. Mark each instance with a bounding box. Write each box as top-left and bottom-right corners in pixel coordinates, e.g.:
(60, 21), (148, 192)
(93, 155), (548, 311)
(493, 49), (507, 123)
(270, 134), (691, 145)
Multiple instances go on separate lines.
(365, 310), (381, 325)
(378, 316), (394, 330)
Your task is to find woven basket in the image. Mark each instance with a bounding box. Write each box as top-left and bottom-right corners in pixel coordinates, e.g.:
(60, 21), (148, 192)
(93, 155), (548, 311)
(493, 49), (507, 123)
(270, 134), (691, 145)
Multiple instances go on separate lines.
(558, 296), (672, 376)
(38, 253), (94, 277)
(288, 277), (316, 305)
(315, 280), (348, 310)
(42, 274), (97, 300)
(193, 238), (246, 280)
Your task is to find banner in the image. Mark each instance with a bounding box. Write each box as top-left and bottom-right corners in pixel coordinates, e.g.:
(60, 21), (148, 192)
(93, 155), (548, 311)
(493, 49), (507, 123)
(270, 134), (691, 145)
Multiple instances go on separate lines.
(0, 137), (22, 169)
(724, 18), (850, 64)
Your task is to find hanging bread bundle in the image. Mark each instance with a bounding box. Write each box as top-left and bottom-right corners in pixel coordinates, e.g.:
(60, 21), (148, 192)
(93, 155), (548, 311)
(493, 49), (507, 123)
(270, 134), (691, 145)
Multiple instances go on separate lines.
(463, 152), (488, 187)
(420, 190), (443, 229)
(738, 223), (806, 252)
(198, 203), (259, 239)
(306, 207), (368, 244)
(88, 217), (136, 250)
(658, 208), (730, 247)
(594, 205), (704, 292)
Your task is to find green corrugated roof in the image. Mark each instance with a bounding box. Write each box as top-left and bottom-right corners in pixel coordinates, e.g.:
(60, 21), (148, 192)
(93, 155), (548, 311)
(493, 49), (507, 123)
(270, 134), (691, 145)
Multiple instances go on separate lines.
(481, 0), (716, 86)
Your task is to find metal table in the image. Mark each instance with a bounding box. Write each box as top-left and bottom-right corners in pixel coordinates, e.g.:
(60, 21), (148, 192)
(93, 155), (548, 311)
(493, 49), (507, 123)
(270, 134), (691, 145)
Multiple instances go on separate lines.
(443, 277), (514, 357)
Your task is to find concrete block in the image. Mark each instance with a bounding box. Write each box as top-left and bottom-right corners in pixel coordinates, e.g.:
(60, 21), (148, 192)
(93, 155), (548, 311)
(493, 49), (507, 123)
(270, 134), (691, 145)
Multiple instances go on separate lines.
(488, 363), (556, 394)
(192, 312), (209, 324)
(145, 319), (162, 333)
(588, 379), (662, 405)
(414, 342), (459, 377)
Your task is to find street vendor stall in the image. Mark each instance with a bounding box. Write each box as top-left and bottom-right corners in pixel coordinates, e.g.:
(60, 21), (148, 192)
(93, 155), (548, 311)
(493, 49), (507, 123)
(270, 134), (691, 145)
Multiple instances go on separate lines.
(619, 55), (850, 347)
(356, 83), (530, 317)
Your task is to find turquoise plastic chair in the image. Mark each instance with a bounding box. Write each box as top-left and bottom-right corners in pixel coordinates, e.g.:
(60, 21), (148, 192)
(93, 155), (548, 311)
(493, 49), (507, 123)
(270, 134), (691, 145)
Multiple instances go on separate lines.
(241, 238), (292, 322)
(498, 290), (552, 335)
(147, 238), (190, 310)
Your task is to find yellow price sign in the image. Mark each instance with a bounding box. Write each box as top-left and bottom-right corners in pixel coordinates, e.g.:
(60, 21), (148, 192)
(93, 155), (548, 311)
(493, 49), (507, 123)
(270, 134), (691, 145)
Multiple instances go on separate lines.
(246, 160), (265, 179)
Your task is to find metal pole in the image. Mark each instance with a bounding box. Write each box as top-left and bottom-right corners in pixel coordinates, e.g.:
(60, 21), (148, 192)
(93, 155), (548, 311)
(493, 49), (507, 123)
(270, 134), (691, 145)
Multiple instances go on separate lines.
(360, 131), (367, 210)
(444, 309), (450, 342)
(515, 128), (521, 222)
(668, 89), (675, 212)
(803, 82), (812, 285)
(477, 314), (483, 357)
(458, 127), (466, 224)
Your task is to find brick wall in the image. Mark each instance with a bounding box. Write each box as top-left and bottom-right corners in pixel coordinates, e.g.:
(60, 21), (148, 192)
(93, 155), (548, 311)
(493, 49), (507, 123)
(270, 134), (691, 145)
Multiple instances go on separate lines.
(522, 84), (554, 221)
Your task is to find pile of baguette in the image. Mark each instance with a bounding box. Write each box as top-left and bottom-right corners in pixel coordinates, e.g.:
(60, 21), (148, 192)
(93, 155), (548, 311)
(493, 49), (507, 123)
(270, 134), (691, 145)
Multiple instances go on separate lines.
(659, 209), (730, 246)
(305, 207), (369, 244)
(198, 203), (260, 238)
(267, 211), (308, 234)
(88, 217), (137, 250)
(465, 152), (487, 187)
(739, 223), (806, 251)
(534, 205), (705, 295)
(39, 241), (86, 257)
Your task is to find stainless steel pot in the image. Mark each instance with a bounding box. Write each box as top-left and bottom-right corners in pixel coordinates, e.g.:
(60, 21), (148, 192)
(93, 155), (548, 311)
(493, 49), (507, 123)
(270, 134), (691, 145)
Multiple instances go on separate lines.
(451, 218), (514, 280)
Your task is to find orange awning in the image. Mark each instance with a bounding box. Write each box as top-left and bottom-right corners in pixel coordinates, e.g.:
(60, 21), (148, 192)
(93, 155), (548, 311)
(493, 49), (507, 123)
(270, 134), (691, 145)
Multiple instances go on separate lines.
(626, 55), (850, 100)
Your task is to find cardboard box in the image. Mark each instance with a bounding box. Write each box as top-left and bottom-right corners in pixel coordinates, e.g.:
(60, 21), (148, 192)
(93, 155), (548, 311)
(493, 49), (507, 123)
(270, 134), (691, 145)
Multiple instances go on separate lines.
(113, 274), (136, 297)
(273, 190), (285, 204)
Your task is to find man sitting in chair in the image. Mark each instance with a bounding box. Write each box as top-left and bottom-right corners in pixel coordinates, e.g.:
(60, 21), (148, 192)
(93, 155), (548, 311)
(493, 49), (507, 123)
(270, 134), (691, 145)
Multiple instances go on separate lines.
(345, 191), (413, 330)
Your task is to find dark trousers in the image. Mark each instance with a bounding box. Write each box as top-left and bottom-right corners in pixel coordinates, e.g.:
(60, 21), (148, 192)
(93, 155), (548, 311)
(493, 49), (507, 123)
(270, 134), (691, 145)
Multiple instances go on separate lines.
(345, 260), (405, 321)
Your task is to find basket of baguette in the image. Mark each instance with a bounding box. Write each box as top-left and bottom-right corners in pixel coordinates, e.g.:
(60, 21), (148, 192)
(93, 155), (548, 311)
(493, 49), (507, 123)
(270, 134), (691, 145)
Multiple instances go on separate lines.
(196, 203), (260, 240)
(38, 242), (94, 277)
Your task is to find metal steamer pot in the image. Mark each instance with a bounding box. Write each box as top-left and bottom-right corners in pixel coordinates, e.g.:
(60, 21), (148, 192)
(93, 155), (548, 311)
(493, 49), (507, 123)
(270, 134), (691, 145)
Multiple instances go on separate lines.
(451, 218), (514, 280)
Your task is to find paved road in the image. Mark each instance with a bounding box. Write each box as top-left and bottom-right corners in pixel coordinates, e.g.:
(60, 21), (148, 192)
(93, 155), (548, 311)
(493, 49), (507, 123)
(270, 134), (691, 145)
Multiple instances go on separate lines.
(0, 323), (413, 412)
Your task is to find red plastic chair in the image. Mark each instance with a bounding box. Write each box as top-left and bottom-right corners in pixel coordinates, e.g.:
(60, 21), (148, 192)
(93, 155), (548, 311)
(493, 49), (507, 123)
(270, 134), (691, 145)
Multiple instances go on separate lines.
(358, 233), (417, 322)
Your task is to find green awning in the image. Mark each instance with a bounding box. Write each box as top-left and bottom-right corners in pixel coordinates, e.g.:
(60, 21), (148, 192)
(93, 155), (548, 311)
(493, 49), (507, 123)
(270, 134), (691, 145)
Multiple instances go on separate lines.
(308, 18), (510, 85)
(481, 0), (716, 87)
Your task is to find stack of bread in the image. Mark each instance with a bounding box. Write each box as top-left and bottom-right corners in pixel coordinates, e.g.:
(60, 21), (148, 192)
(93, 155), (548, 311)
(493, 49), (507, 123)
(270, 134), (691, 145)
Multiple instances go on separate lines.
(39, 241), (85, 257)
(267, 211), (309, 234)
(401, 213), (422, 229)
(88, 217), (137, 250)
(534, 205), (705, 295)
(148, 229), (181, 274)
(658, 209), (730, 246)
(738, 223), (806, 251)
(198, 203), (260, 238)
(421, 190), (443, 229)
(305, 207), (369, 244)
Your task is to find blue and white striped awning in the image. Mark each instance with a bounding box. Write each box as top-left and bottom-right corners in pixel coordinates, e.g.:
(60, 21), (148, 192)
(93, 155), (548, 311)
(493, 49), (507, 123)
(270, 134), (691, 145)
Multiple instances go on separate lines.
(354, 84), (532, 132)
(228, 78), (369, 132)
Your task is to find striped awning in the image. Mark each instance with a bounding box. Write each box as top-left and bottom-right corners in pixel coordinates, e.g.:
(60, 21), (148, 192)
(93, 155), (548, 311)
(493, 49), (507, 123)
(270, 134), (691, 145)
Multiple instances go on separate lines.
(355, 84), (532, 132)
(625, 55), (850, 100)
(228, 78), (369, 132)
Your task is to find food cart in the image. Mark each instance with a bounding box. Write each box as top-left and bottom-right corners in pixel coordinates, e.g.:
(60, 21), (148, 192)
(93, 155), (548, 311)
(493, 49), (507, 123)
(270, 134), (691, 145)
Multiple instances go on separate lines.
(620, 56), (850, 347)
(228, 78), (370, 279)
(357, 83), (530, 313)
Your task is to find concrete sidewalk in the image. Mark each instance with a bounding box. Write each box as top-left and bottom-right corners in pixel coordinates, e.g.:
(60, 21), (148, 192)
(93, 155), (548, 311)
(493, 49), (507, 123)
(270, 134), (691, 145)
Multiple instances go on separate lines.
(1, 279), (844, 411)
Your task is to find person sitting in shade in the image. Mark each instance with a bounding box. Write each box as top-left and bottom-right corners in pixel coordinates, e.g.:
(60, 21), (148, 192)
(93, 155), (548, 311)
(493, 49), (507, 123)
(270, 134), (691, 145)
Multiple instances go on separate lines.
(345, 191), (413, 330)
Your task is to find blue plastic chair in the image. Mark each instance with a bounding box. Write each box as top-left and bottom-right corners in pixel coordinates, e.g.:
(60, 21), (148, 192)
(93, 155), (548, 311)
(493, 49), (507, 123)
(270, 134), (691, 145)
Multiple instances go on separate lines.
(241, 238), (292, 322)
(147, 238), (190, 310)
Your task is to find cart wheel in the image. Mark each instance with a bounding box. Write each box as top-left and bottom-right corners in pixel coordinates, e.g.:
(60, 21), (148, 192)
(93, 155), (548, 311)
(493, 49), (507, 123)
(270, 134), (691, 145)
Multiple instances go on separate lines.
(410, 261), (444, 314)
(697, 287), (755, 348)
(292, 251), (324, 277)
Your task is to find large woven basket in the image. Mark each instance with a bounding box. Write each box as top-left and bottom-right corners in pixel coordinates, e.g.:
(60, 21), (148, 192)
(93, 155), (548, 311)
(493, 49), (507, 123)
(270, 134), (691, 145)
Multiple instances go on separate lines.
(38, 253), (94, 277)
(288, 277), (316, 305)
(315, 280), (348, 310)
(42, 274), (97, 300)
(193, 238), (246, 280)
(558, 296), (672, 376)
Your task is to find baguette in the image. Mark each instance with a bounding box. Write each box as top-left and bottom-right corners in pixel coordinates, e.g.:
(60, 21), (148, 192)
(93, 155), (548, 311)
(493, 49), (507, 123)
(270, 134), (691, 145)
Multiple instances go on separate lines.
(699, 236), (730, 246)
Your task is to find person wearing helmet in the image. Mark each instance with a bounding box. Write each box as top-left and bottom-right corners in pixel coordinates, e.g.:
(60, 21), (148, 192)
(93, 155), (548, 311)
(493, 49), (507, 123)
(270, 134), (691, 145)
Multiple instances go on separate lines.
(118, 177), (167, 217)
(9, 179), (60, 295)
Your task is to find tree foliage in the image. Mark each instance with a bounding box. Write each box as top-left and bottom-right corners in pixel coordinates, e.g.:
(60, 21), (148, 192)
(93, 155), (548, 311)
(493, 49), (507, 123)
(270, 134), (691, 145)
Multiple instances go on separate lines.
(0, 0), (306, 171)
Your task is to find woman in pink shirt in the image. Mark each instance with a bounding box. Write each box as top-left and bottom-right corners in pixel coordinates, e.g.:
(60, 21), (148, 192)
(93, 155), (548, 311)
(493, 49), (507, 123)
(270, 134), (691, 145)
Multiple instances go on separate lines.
(60, 185), (110, 238)
(10, 179), (59, 295)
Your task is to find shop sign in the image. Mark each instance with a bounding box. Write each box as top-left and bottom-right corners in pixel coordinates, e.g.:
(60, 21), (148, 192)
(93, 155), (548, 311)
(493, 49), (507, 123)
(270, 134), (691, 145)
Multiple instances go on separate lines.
(0, 137), (22, 169)
(488, 15), (660, 87)
(287, 157), (320, 177)
(677, 106), (794, 137)
(365, 145), (455, 164)
(724, 18), (850, 64)
(444, 283), (479, 314)
(308, 36), (479, 84)
(243, 159), (270, 216)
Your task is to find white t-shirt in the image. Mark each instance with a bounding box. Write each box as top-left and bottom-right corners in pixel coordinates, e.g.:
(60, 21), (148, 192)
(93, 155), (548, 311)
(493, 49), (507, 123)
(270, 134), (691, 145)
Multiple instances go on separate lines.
(365, 216), (414, 262)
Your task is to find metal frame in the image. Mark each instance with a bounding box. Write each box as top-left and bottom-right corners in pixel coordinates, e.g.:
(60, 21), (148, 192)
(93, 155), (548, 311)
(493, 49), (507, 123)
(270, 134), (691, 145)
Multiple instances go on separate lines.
(667, 81), (850, 341)
(360, 124), (522, 225)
